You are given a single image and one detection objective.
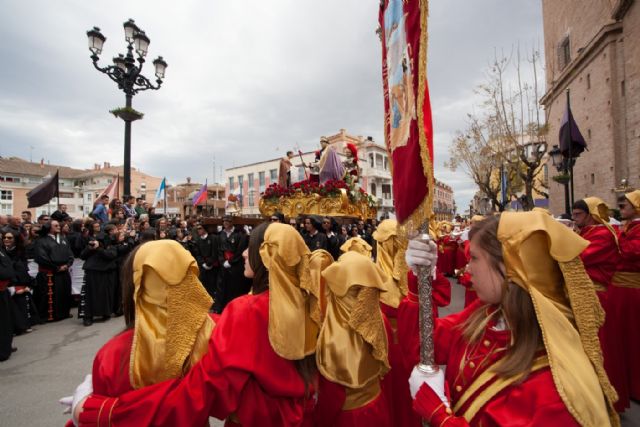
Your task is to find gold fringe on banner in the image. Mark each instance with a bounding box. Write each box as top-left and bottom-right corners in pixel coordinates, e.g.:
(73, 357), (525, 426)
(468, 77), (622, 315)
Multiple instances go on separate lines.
(402, 0), (434, 233)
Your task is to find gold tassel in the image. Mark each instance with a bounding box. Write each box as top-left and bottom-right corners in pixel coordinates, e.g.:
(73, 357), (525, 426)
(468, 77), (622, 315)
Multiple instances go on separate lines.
(348, 287), (390, 373)
(558, 258), (620, 427)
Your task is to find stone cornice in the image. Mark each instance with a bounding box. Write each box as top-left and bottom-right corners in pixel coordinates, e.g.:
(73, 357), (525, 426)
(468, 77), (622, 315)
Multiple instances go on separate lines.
(612, 0), (634, 20)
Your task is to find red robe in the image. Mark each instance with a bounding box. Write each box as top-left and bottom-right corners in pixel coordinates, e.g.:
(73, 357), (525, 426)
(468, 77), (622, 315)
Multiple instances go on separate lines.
(456, 241), (477, 307)
(411, 302), (579, 426)
(315, 376), (391, 427)
(393, 271), (450, 427)
(612, 219), (640, 401)
(78, 291), (313, 427)
(315, 316), (393, 427)
(579, 224), (629, 411)
(437, 236), (457, 276)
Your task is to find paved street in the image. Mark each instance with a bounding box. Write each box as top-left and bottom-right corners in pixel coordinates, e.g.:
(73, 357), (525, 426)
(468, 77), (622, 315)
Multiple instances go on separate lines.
(0, 281), (638, 426)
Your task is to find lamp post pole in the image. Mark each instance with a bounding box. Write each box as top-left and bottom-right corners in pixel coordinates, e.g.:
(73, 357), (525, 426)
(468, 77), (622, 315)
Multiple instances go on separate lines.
(86, 20), (168, 196)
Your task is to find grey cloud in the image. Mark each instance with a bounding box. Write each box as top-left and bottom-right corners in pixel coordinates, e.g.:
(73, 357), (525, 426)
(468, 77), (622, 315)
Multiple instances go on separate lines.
(0, 0), (543, 211)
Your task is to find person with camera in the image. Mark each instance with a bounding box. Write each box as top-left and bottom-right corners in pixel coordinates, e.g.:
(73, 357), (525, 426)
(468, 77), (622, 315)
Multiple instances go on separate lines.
(80, 224), (119, 326)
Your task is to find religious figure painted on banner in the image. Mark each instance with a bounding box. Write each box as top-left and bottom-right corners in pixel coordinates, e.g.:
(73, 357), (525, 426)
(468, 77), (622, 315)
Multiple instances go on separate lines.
(384, 0), (416, 152)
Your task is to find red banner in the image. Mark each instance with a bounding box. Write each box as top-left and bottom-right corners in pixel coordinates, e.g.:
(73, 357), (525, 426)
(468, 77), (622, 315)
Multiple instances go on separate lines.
(379, 0), (434, 227)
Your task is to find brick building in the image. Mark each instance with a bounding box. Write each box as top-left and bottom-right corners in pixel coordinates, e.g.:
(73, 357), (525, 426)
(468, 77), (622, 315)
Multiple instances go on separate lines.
(433, 179), (455, 221)
(159, 179), (226, 218)
(540, 0), (639, 213)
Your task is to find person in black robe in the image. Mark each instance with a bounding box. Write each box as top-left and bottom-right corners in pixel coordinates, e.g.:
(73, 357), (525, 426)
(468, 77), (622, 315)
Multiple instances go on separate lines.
(216, 217), (251, 313)
(321, 217), (340, 260)
(2, 231), (39, 331)
(303, 216), (328, 252)
(80, 225), (118, 326)
(113, 227), (136, 316)
(34, 220), (73, 322)
(0, 243), (16, 361)
(194, 224), (219, 304)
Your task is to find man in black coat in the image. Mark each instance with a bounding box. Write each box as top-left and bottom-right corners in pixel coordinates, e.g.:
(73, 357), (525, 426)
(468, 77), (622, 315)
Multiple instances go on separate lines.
(194, 224), (219, 305)
(216, 217), (250, 313)
(303, 216), (328, 252)
(80, 226), (119, 326)
(34, 220), (74, 322)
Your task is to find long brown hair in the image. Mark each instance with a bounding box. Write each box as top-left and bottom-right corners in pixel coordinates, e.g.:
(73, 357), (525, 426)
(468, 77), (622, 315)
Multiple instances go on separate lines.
(121, 244), (146, 330)
(462, 215), (543, 380)
(248, 222), (270, 295)
(248, 221), (316, 393)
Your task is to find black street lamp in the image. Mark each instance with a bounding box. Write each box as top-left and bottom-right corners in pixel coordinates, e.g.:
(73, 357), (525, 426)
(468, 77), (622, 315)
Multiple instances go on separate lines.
(549, 144), (574, 216)
(86, 19), (167, 196)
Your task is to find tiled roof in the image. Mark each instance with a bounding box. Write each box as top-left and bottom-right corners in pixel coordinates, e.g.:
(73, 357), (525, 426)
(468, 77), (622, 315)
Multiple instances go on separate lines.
(0, 157), (85, 179)
(0, 157), (159, 180)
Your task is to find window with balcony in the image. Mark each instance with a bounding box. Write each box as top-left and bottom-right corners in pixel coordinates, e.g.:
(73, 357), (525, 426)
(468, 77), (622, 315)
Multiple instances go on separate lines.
(259, 171), (266, 191)
(248, 173), (254, 189)
(229, 177), (234, 191)
(238, 175), (244, 193)
(269, 169), (277, 182)
(369, 154), (375, 168)
(371, 183), (377, 197)
(248, 190), (255, 207)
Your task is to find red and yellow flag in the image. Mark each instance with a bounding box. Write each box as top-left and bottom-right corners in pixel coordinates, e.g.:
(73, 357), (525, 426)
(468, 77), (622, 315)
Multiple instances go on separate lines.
(379, 0), (434, 228)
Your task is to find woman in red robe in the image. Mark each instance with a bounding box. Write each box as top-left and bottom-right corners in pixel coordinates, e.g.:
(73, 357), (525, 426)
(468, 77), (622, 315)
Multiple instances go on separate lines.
(612, 190), (640, 402)
(405, 212), (619, 427)
(73, 223), (317, 427)
(573, 197), (628, 411)
(314, 251), (392, 427)
(436, 224), (457, 276)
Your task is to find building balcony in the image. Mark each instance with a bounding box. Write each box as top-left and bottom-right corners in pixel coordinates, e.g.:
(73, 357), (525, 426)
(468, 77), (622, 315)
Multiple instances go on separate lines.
(376, 198), (394, 208)
(363, 168), (391, 180)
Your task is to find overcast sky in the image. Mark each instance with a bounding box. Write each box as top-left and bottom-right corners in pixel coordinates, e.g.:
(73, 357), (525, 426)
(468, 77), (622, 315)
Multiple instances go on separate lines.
(0, 0), (543, 211)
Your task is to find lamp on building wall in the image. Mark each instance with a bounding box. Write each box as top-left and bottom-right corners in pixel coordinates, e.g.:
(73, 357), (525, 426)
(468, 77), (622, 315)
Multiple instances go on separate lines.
(549, 144), (572, 216)
(86, 19), (167, 196)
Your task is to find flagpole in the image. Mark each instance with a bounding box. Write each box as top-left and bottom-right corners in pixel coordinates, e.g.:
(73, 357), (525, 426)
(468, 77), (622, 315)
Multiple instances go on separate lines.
(164, 178), (168, 218)
(205, 180), (209, 216)
(566, 89), (575, 209)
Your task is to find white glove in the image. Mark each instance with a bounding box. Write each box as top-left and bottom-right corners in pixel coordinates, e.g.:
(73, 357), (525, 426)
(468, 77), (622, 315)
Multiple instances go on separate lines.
(202, 263), (212, 271)
(409, 365), (449, 407)
(405, 238), (438, 275)
(59, 395), (73, 414)
(223, 260), (231, 269)
(71, 374), (93, 425)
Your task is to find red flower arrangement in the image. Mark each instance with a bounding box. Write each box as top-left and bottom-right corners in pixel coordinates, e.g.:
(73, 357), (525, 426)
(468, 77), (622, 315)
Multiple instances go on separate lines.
(262, 183), (294, 200)
(263, 179), (376, 208)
